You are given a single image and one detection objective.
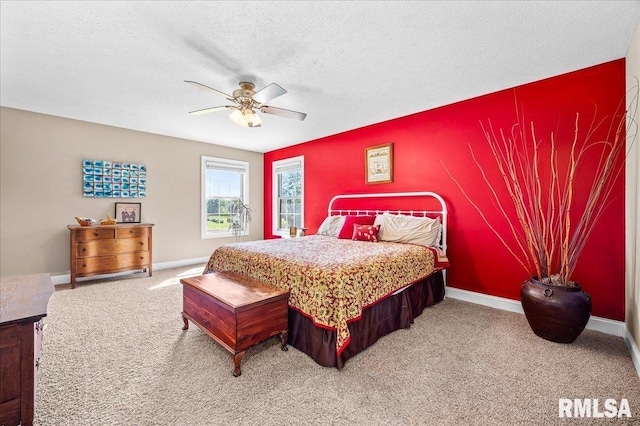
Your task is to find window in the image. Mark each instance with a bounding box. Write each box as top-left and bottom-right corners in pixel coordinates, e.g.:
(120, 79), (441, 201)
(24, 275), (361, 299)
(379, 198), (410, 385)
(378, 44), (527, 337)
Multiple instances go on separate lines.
(272, 156), (304, 236)
(201, 156), (249, 239)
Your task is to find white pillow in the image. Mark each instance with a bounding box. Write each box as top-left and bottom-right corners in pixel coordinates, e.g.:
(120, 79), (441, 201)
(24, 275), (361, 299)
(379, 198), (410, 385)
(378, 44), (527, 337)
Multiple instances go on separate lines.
(376, 213), (441, 247)
(317, 215), (346, 237)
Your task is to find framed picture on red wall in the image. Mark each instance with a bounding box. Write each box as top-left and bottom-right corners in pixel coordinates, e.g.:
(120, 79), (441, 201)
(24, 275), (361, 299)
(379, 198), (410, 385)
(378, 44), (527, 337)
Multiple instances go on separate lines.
(365, 143), (393, 184)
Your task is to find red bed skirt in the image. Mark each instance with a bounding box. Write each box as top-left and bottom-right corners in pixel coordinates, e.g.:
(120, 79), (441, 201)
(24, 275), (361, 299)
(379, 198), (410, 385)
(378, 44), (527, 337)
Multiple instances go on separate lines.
(287, 271), (445, 369)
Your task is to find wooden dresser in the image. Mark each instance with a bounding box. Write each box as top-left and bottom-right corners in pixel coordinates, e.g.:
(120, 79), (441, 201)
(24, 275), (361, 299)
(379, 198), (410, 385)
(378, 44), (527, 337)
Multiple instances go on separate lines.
(0, 274), (54, 426)
(67, 223), (154, 289)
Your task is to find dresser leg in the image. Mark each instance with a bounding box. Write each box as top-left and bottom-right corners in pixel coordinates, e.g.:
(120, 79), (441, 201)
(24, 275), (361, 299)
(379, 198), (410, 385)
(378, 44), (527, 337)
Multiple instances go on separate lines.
(280, 330), (288, 351)
(232, 351), (246, 377)
(181, 313), (189, 330)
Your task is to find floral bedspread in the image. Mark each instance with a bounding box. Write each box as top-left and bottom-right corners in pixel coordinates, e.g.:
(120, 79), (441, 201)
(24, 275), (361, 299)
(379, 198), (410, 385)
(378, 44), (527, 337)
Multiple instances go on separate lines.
(203, 235), (449, 355)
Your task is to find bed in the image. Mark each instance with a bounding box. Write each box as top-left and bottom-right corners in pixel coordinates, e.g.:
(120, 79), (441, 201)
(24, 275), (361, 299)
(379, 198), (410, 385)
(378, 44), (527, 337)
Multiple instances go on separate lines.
(203, 191), (449, 369)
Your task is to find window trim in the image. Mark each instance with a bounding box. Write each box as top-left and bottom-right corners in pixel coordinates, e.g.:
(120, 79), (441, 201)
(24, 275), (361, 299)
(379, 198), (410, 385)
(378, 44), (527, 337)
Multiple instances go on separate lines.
(201, 155), (250, 239)
(272, 156), (304, 237)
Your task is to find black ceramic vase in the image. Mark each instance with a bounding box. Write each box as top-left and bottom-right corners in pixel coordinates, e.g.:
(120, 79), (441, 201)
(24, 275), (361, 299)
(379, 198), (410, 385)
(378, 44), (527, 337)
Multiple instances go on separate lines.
(520, 278), (592, 343)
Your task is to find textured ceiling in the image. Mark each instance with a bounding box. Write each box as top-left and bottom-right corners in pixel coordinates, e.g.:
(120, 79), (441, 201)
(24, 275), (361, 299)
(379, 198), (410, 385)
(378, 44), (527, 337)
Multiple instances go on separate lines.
(1, 1), (639, 153)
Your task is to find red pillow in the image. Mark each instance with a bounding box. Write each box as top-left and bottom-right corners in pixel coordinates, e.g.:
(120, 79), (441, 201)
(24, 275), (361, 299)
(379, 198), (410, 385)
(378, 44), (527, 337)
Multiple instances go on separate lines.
(352, 224), (380, 242)
(337, 215), (375, 239)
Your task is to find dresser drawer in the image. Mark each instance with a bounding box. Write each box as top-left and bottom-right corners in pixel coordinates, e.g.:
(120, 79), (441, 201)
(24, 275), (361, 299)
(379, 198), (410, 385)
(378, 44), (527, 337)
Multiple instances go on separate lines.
(76, 252), (150, 275)
(116, 227), (150, 239)
(0, 324), (22, 426)
(0, 325), (21, 403)
(74, 227), (116, 241)
(76, 237), (149, 257)
(0, 321), (36, 426)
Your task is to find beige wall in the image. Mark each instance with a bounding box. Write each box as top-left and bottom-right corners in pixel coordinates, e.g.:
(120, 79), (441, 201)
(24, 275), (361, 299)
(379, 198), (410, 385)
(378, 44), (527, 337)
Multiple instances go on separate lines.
(626, 20), (640, 349)
(0, 107), (263, 278)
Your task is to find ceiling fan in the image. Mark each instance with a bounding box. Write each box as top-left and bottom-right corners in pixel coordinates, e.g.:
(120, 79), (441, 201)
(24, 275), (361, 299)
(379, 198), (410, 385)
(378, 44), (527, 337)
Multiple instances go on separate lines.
(185, 80), (307, 128)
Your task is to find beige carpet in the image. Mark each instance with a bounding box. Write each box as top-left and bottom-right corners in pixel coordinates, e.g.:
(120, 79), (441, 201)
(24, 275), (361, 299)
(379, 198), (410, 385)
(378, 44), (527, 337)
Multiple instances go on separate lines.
(34, 265), (639, 425)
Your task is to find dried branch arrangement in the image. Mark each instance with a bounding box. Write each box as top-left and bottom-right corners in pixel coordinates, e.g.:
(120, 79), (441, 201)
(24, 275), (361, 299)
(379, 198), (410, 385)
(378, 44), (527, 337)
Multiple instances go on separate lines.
(444, 85), (638, 286)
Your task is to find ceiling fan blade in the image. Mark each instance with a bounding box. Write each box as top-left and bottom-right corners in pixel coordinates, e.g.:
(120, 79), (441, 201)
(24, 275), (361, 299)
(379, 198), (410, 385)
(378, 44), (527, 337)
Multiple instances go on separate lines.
(184, 80), (233, 100)
(260, 105), (307, 121)
(189, 106), (232, 115)
(253, 83), (287, 104)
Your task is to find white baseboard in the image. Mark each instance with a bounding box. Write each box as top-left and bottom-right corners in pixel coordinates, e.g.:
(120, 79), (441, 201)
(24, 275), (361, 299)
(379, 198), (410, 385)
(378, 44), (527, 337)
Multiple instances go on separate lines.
(445, 286), (625, 337)
(50, 256), (209, 286)
(153, 256), (209, 270)
(445, 287), (525, 315)
(624, 328), (640, 379)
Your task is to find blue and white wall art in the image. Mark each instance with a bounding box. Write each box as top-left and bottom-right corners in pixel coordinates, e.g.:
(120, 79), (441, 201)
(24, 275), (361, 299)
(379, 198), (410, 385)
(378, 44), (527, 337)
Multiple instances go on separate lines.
(82, 159), (147, 198)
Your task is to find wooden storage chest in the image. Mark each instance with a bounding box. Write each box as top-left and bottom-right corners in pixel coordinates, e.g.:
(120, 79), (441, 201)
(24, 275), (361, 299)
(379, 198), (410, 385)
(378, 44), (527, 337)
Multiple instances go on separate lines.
(180, 272), (289, 377)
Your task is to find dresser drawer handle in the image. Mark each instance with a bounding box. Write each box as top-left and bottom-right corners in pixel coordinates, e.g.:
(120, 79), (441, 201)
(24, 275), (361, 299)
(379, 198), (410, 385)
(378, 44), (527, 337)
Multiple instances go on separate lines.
(139, 242), (144, 246)
(82, 248), (86, 252)
(93, 232), (99, 237)
(82, 264), (87, 267)
(140, 256), (144, 260)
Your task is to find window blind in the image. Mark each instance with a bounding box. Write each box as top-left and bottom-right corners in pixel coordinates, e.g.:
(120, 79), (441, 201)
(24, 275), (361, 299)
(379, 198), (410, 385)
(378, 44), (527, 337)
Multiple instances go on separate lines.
(274, 159), (302, 174)
(206, 160), (247, 173)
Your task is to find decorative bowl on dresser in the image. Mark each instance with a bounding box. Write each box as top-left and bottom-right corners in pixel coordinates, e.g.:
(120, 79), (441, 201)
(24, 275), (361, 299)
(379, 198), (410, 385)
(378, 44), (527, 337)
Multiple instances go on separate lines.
(0, 273), (54, 426)
(67, 222), (154, 289)
(74, 216), (96, 226)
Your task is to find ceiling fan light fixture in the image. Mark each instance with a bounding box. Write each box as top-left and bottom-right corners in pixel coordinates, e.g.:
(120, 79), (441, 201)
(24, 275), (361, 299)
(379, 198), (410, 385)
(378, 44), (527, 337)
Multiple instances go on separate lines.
(228, 109), (248, 127)
(243, 108), (262, 127)
(229, 108), (262, 128)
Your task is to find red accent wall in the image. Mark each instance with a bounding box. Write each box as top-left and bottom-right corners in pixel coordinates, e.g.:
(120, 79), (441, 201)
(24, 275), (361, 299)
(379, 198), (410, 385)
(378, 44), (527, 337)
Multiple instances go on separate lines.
(264, 59), (626, 321)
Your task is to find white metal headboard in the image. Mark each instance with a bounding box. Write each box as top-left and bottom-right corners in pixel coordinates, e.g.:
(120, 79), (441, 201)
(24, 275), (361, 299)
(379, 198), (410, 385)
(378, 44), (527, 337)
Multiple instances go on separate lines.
(327, 191), (448, 253)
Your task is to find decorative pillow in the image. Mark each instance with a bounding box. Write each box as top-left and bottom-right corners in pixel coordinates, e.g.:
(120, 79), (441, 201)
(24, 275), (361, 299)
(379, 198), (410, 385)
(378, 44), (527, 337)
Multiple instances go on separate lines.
(377, 213), (441, 247)
(337, 215), (376, 239)
(317, 215), (346, 237)
(352, 224), (380, 242)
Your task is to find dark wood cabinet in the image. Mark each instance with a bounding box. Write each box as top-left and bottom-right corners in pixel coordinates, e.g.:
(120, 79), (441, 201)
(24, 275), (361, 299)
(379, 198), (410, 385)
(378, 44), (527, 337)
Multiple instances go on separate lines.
(180, 272), (289, 377)
(0, 274), (53, 426)
(68, 223), (154, 288)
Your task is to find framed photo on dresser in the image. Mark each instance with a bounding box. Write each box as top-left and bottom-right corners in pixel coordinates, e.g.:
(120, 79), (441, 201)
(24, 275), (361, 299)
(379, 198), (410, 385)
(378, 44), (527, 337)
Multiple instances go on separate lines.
(115, 202), (141, 223)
